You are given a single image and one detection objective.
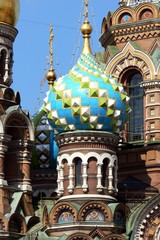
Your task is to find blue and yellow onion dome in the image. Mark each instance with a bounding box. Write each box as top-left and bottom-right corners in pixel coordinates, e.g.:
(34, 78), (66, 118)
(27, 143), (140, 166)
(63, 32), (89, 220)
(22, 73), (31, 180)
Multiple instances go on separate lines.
(43, 53), (130, 133)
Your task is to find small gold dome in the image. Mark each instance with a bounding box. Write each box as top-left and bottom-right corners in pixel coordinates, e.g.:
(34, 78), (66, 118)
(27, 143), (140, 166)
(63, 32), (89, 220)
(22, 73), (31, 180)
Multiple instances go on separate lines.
(0, 0), (20, 26)
(81, 20), (92, 35)
(46, 68), (56, 89)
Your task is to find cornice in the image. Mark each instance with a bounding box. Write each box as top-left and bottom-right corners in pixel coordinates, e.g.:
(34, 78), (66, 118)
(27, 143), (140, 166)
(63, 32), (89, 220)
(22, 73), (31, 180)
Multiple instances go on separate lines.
(100, 19), (160, 47)
(140, 80), (160, 89)
(55, 131), (119, 149)
(0, 23), (18, 42)
(9, 139), (34, 149)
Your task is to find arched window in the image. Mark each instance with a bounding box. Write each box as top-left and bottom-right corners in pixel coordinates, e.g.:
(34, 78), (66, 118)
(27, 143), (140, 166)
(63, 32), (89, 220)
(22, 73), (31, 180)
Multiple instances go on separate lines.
(75, 158), (82, 186)
(128, 73), (144, 142)
(0, 49), (6, 83)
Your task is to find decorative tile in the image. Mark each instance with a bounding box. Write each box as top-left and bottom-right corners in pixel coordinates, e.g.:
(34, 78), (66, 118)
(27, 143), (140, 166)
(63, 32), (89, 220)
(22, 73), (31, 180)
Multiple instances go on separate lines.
(43, 53), (130, 133)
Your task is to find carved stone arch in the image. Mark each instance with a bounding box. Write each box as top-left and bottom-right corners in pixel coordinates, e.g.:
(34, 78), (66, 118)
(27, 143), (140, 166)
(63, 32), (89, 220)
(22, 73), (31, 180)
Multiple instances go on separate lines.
(132, 194), (160, 240)
(78, 201), (112, 222)
(70, 152), (84, 164)
(105, 42), (155, 80)
(57, 154), (69, 166)
(3, 110), (34, 141)
(106, 11), (113, 27)
(8, 213), (27, 234)
(103, 234), (125, 240)
(85, 151), (101, 165)
(101, 17), (108, 34)
(67, 233), (92, 240)
(99, 153), (113, 165)
(49, 201), (77, 224)
(135, 2), (158, 21)
(3, 88), (15, 101)
(0, 46), (9, 57)
(112, 7), (135, 25)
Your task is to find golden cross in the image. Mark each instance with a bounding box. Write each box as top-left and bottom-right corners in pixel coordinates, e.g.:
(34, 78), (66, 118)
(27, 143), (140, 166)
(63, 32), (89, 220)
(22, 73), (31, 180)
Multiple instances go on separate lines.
(49, 24), (54, 68)
(84, 0), (88, 19)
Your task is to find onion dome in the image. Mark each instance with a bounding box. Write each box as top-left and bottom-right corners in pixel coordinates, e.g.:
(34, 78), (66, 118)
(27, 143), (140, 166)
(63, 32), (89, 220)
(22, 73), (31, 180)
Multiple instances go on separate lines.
(43, 3), (130, 134)
(43, 54), (130, 133)
(0, 0), (19, 26)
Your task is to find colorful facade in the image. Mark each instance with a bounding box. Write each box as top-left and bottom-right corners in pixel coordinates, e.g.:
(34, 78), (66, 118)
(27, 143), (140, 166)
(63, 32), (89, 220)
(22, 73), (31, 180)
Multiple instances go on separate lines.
(0, 0), (159, 239)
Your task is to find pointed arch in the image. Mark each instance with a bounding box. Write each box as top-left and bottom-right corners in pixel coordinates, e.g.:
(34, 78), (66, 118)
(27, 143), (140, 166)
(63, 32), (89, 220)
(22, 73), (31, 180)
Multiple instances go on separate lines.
(105, 42), (156, 80)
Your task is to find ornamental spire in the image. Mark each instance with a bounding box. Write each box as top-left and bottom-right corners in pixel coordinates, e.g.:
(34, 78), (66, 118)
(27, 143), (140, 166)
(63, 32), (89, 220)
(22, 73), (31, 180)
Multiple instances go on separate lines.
(80, 0), (92, 55)
(46, 24), (56, 89)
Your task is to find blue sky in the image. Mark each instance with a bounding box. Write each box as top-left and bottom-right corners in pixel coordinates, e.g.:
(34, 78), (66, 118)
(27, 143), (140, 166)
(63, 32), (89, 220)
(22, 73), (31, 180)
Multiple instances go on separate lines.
(12, 0), (119, 115)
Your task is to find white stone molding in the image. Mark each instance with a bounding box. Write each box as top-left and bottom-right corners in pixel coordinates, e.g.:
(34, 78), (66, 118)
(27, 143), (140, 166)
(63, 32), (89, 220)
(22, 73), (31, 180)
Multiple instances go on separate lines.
(56, 163), (61, 195)
(57, 151), (118, 195)
(108, 164), (114, 194)
(59, 164), (64, 195)
(67, 163), (74, 193)
(82, 159), (88, 192)
(4, 56), (9, 83)
(96, 162), (103, 193)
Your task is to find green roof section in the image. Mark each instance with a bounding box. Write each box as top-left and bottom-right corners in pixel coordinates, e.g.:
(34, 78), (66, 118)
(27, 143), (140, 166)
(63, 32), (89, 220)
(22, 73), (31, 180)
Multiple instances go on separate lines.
(151, 46), (160, 68)
(33, 109), (46, 127)
(107, 45), (120, 58)
(126, 194), (160, 239)
(128, 41), (143, 51)
(10, 192), (23, 214)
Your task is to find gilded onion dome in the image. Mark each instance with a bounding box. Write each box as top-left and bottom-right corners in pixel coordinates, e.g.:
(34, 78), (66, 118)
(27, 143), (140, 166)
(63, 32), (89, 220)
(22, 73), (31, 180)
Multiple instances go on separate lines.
(0, 0), (20, 26)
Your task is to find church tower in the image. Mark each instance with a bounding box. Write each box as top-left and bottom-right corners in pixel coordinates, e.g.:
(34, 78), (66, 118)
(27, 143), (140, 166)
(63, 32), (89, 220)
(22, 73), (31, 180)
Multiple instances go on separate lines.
(0, 1), (38, 238)
(36, 1), (130, 239)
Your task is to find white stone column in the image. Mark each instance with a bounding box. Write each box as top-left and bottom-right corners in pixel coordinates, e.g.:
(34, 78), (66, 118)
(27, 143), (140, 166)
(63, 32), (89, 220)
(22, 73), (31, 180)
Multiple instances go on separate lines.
(4, 56), (9, 83)
(67, 163), (74, 193)
(108, 164), (114, 194)
(57, 164), (61, 195)
(82, 162), (88, 192)
(114, 165), (118, 193)
(59, 165), (64, 195)
(96, 163), (103, 193)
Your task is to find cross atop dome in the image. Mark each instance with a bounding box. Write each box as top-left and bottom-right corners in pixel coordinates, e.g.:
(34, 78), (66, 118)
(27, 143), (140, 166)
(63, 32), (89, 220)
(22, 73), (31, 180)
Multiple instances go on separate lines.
(119, 0), (160, 7)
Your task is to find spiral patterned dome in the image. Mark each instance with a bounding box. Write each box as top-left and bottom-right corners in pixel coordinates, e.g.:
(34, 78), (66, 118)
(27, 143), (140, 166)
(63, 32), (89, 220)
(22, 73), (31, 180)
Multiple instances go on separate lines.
(0, 0), (20, 26)
(43, 53), (130, 133)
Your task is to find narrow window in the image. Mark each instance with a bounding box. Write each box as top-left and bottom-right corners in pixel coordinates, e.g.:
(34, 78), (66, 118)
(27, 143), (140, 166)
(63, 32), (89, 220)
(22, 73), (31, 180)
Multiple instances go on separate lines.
(150, 95), (155, 102)
(150, 108), (155, 116)
(75, 158), (82, 186)
(128, 73), (144, 142)
(150, 122), (155, 129)
(0, 50), (6, 83)
(101, 159), (108, 187)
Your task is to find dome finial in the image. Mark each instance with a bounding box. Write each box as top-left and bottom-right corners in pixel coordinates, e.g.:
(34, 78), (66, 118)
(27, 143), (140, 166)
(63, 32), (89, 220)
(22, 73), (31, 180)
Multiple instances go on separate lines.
(81, 0), (92, 55)
(46, 24), (56, 89)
